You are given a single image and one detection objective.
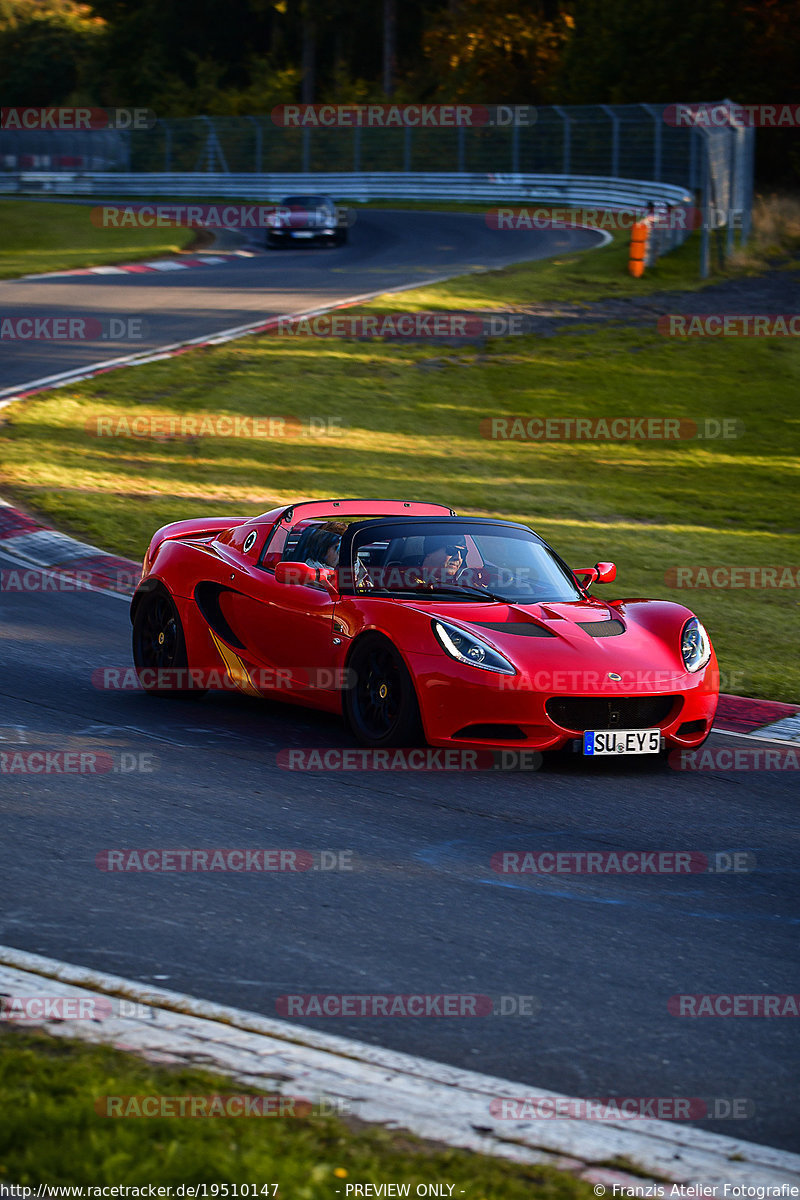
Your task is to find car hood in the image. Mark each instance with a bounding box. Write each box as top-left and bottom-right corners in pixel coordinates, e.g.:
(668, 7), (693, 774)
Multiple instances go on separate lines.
(405, 595), (693, 685)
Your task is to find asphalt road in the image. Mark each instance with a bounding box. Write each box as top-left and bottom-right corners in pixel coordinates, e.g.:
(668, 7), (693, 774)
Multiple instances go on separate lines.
(0, 210), (602, 393)
(1, 552), (797, 1151)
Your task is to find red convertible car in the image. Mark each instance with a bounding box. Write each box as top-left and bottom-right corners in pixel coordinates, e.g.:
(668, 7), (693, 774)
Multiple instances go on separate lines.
(130, 498), (718, 756)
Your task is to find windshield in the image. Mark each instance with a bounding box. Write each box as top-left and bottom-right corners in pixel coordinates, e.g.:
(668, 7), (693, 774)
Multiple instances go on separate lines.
(345, 521), (581, 603)
(280, 196), (330, 209)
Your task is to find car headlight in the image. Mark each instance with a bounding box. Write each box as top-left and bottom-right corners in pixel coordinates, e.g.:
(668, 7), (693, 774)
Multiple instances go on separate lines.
(681, 617), (711, 672)
(432, 620), (516, 675)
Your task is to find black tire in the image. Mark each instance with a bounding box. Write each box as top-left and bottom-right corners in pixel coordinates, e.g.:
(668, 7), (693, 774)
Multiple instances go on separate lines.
(132, 588), (206, 698)
(344, 634), (423, 747)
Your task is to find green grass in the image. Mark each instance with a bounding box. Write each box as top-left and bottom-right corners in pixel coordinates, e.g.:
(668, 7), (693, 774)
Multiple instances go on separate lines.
(0, 200), (196, 278)
(1, 231), (798, 702)
(0, 1027), (593, 1197)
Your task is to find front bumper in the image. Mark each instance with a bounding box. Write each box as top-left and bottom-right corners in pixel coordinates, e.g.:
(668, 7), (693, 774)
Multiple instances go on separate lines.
(405, 652), (719, 753)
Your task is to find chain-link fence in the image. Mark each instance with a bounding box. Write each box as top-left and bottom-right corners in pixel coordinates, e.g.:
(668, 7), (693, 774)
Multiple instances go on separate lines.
(1, 102), (754, 276)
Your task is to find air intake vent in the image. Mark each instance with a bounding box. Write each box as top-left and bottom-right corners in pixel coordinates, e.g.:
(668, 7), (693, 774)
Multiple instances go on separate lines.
(453, 724), (526, 741)
(678, 719), (708, 736)
(577, 619), (625, 637)
(545, 696), (678, 731)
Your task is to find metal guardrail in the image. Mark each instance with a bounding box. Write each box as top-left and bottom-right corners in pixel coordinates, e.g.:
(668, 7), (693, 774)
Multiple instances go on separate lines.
(0, 170), (692, 210)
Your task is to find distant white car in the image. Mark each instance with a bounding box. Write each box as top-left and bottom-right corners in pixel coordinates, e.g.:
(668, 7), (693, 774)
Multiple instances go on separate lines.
(266, 194), (348, 247)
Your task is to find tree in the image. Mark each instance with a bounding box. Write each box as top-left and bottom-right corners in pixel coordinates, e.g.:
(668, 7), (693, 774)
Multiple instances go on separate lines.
(0, 0), (105, 106)
(422, 0), (573, 102)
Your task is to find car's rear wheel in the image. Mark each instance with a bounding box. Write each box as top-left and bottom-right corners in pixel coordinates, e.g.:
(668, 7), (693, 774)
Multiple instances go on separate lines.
(344, 634), (423, 747)
(132, 588), (206, 698)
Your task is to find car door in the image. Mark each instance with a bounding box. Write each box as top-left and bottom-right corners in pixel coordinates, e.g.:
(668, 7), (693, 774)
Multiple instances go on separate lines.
(223, 521), (341, 702)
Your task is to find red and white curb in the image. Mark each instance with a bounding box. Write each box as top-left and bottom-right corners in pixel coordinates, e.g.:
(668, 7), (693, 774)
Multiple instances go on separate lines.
(714, 694), (800, 744)
(0, 496), (797, 739)
(0, 498), (138, 594)
(1, 947), (798, 1188)
(21, 251), (260, 281)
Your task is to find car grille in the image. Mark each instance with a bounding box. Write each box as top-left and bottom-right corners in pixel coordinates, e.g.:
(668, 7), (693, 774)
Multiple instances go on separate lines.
(545, 695), (679, 731)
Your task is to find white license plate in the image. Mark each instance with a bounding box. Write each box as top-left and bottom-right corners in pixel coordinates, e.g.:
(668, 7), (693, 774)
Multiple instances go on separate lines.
(583, 728), (661, 756)
(291, 231), (314, 238)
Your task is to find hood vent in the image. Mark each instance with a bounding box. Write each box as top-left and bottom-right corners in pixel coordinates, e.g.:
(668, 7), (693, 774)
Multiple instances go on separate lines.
(474, 621), (555, 638)
(577, 619), (625, 637)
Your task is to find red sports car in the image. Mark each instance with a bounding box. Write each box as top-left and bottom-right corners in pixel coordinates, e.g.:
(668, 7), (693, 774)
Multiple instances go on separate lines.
(130, 498), (718, 757)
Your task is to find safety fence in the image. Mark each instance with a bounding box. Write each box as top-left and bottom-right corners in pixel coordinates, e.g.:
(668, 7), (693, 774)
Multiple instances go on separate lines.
(0, 101), (755, 276)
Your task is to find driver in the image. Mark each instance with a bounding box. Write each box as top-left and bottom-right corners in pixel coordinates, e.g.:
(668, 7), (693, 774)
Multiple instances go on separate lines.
(406, 536), (468, 589)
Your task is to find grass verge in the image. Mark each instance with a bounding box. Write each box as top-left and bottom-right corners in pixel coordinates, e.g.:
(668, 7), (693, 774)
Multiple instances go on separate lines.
(1, 229), (798, 702)
(0, 1026), (593, 1197)
(0, 200), (196, 279)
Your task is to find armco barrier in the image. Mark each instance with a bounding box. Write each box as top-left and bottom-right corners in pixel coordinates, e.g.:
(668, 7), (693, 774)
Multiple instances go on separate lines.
(0, 170), (692, 211)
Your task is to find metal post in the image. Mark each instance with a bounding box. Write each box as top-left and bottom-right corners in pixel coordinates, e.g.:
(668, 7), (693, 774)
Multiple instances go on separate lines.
(353, 125), (361, 172)
(741, 127), (754, 246)
(198, 116), (230, 173)
(302, 127), (310, 173)
(553, 105), (570, 174)
(700, 133), (711, 279)
(726, 125), (737, 257)
(601, 104), (619, 176)
(245, 116), (262, 173)
(200, 116), (215, 171)
(641, 103), (661, 181)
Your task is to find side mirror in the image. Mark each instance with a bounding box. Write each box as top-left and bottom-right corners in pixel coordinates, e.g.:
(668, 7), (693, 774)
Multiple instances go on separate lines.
(573, 562), (616, 587)
(275, 561), (318, 586)
(274, 561), (338, 594)
(595, 561), (616, 583)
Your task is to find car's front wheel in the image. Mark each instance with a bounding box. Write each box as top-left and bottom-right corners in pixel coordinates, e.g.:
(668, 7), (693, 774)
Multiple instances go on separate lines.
(132, 588), (206, 698)
(344, 634), (423, 747)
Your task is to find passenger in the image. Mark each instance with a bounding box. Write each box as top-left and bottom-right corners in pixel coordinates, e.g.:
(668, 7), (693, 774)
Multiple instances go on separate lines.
(304, 520), (348, 569)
